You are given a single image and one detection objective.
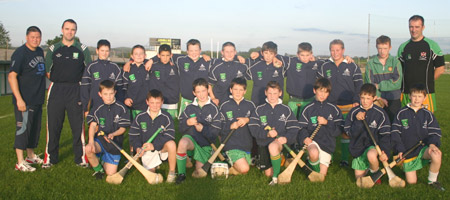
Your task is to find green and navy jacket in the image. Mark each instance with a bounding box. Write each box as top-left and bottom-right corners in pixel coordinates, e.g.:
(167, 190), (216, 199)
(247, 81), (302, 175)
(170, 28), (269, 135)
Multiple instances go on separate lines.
(364, 55), (402, 100)
(344, 104), (391, 158)
(298, 99), (344, 154)
(219, 98), (256, 152)
(81, 59), (124, 110)
(209, 58), (250, 104)
(45, 40), (91, 83)
(148, 61), (180, 105)
(248, 99), (299, 146)
(129, 109), (175, 151)
(86, 100), (130, 155)
(179, 98), (221, 147)
(391, 104), (441, 159)
(397, 37), (445, 94)
(318, 59), (363, 105)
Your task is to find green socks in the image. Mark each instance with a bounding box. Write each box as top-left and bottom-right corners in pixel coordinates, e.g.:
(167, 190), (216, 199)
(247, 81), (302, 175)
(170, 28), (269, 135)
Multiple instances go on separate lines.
(341, 139), (350, 162)
(308, 160), (320, 172)
(271, 154), (282, 178)
(176, 153), (187, 174)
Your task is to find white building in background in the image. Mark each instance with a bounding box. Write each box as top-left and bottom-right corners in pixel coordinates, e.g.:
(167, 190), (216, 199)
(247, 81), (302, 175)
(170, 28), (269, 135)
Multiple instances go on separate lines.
(146, 38), (182, 59)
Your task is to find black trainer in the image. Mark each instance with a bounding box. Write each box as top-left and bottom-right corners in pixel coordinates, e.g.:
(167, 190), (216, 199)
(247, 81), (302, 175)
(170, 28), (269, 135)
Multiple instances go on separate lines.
(339, 160), (349, 167)
(176, 173), (186, 184)
(92, 171), (104, 180)
(429, 181), (445, 191)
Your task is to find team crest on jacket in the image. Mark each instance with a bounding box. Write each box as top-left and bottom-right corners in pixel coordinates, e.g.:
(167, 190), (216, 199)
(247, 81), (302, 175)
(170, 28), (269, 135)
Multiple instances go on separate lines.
(169, 69), (175, 76)
(419, 52), (427, 60)
(73, 52), (79, 59)
(226, 111), (233, 120)
(56, 53), (62, 58)
(310, 116), (317, 124)
(296, 63), (302, 72)
(184, 63), (190, 72)
(327, 114), (333, 120)
(114, 115), (120, 123)
(141, 122), (148, 132)
(145, 73), (150, 80)
(220, 73), (227, 82)
(109, 72), (115, 80)
(257, 71), (263, 80)
(199, 64), (207, 71)
(260, 115), (267, 126)
(205, 114), (213, 122)
(93, 72), (100, 80)
(326, 70), (332, 78)
(369, 120), (377, 128)
(279, 114), (287, 122)
(237, 70), (243, 77)
(401, 119), (409, 129)
(312, 63), (318, 70)
(343, 68), (350, 76)
(272, 70), (279, 78)
(388, 67), (393, 72)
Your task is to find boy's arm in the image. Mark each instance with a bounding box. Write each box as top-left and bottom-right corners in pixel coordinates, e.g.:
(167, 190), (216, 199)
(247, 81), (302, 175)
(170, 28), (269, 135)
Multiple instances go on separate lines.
(128, 117), (142, 151)
(114, 65), (126, 103)
(378, 59), (403, 92)
(352, 64), (364, 104)
(200, 109), (222, 142)
(377, 115), (392, 156)
(297, 108), (315, 144)
(178, 108), (191, 134)
(80, 63), (92, 111)
(343, 110), (364, 138)
(390, 114), (406, 153)
(330, 108), (344, 137)
(248, 109), (267, 140)
(284, 110), (300, 144)
(121, 71), (129, 99)
(426, 113), (442, 147)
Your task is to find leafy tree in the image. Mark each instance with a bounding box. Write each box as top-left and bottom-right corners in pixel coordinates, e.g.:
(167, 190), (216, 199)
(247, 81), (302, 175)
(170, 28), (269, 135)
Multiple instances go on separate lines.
(45, 34), (80, 47)
(0, 22), (11, 48)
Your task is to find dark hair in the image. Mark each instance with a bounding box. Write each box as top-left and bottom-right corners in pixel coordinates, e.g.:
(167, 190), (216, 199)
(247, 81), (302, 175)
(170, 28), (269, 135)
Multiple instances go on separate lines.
(265, 81), (281, 91)
(376, 35), (391, 46)
(187, 39), (201, 50)
(159, 44), (172, 54)
(298, 42), (312, 53)
(192, 78), (209, 91)
(409, 15), (424, 26)
(329, 39), (344, 50)
(147, 89), (164, 100)
(410, 83), (427, 96)
(62, 19), (77, 29)
(222, 42), (236, 50)
(230, 77), (247, 90)
(314, 78), (331, 92)
(262, 41), (277, 54)
(359, 83), (377, 97)
(26, 26), (41, 35)
(97, 39), (110, 49)
(131, 45), (145, 54)
(99, 80), (115, 92)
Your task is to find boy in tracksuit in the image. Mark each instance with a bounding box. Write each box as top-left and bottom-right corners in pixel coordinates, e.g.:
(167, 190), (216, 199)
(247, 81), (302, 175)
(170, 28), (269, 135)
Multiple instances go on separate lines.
(148, 44), (180, 119)
(85, 80), (130, 179)
(81, 39), (124, 113)
(247, 41), (288, 106)
(391, 84), (444, 191)
(318, 39), (363, 167)
(364, 35), (402, 122)
(129, 89), (177, 183)
(176, 78), (221, 184)
(298, 78), (343, 178)
(344, 83), (390, 182)
(219, 77), (256, 175)
(248, 81), (299, 185)
(209, 42), (250, 106)
(122, 45), (151, 119)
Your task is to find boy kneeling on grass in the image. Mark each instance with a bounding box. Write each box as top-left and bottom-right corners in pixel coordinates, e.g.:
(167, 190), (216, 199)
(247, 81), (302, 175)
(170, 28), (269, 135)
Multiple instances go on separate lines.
(344, 83), (391, 184)
(86, 80), (130, 179)
(391, 84), (444, 191)
(176, 78), (221, 184)
(248, 81), (299, 185)
(129, 89), (177, 183)
(298, 78), (343, 178)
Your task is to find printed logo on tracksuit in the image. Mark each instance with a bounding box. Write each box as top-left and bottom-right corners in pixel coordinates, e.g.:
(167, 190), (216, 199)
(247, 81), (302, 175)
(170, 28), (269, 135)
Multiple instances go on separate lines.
(226, 111), (233, 120)
(220, 73), (226, 82)
(184, 63), (190, 72)
(310, 116), (318, 124)
(296, 63), (302, 72)
(260, 115), (267, 126)
(401, 119), (409, 129)
(257, 71), (263, 80)
(93, 72), (100, 80)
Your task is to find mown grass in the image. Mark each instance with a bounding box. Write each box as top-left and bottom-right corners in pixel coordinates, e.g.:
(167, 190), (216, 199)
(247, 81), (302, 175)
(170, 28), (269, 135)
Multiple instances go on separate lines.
(0, 76), (448, 199)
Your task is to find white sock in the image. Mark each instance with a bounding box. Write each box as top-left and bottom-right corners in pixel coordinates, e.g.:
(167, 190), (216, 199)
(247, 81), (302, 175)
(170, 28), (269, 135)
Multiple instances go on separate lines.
(428, 171), (438, 183)
(369, 168), (379, 173)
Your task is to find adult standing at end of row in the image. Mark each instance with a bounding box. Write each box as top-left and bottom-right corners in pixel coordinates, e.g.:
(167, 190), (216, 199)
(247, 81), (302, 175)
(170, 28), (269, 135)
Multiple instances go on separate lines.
(8, 26), (46, 172)
(398, 15), (445, 113)
(43, 19), (91, 168)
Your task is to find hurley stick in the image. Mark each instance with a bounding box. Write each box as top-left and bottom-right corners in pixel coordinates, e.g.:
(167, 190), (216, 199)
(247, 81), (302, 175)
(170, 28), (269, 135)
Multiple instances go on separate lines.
(201, 129), (237, 173)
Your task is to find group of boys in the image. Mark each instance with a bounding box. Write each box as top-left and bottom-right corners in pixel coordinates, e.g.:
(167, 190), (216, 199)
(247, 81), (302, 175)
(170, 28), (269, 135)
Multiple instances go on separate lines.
(9, 16), (444, 190)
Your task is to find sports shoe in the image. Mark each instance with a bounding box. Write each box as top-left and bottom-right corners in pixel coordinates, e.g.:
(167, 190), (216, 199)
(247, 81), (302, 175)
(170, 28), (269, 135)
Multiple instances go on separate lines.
(175, 173), (186, 184)
(15, 161), (36, 172)
(167, 173), (176, 183)
(26, 154), (44, 165)
(92, 171), (104, 180)
(339, 160), (349, 167)
(429, 181), (445, 191)
(42, 163), (53, 169)
(269, 177), (278, 186)
(192, 169), (207, 178)
(76, 163), (90, 168)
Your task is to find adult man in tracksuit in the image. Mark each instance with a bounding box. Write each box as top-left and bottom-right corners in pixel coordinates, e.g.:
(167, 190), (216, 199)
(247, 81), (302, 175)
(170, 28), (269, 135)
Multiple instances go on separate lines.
(43, 19), (91, 168)
(365, 35), (402, 122)
(318, 39), (363, 167)
(209, 42), (250, 106)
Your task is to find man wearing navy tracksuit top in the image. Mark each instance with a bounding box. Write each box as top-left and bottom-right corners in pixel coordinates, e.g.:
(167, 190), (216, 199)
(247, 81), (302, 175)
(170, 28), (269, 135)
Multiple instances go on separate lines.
(44, 19), (91, 168)
(81, 59), (124, 111)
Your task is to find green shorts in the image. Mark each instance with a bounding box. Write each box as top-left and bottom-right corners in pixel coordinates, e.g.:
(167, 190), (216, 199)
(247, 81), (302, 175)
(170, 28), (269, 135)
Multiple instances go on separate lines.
(183, 135), (212, 164)
(226, 149), (251, 166)
(288, 96), (314, 119)
(179, 97), (193, 118)
(403, 146), (429, 172)
(351, 146), (375, 170)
